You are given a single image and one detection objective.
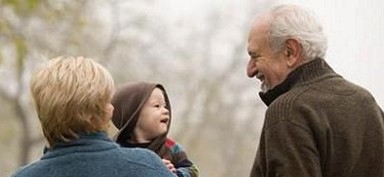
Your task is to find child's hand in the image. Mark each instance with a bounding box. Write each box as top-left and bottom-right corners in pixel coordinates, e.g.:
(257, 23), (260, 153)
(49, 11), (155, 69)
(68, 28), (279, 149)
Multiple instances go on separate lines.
(162, 159), (176, 173)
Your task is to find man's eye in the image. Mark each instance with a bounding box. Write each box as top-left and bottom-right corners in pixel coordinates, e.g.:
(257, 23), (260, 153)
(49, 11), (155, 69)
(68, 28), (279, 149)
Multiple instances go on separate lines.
(249, 53), (259, 59)
(252, 55), (261, 60)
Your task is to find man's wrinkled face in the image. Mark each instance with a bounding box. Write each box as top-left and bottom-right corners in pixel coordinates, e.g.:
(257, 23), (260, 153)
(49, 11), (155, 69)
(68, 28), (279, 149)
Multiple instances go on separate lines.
(247, 17), (290, 92)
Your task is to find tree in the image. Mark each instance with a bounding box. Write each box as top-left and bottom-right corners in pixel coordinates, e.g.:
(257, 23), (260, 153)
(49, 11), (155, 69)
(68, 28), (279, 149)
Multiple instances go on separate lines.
(0, 0), (110, 168)
(1, 0), (276, 176)
(107, 1), (275, 176)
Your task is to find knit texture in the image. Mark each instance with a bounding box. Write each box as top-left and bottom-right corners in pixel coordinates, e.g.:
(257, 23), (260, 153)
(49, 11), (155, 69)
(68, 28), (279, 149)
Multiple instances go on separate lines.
(165, 138), (199, 177)
(251, 59), (384, 177)
(11, 132), (175, 177)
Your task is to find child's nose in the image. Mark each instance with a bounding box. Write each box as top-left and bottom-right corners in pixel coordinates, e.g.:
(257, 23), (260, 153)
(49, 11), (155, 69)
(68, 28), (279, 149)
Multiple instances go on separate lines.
(162, 106), (169, 114)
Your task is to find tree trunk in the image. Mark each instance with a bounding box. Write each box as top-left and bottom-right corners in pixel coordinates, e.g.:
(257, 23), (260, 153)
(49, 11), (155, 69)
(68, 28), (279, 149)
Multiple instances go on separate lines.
(15, 99), (31, 166)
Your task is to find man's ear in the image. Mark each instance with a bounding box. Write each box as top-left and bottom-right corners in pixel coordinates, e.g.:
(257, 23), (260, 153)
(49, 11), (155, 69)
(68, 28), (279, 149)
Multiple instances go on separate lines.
(284, 39), (302, 68)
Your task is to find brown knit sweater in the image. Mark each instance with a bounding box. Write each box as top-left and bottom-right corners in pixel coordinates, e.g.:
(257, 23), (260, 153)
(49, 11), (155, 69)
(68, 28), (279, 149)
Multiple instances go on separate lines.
(251, 59), (384, 177)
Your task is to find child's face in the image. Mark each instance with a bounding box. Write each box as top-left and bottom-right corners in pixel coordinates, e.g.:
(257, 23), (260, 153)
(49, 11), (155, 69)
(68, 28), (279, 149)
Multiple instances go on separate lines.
(134, 88), (170, 142)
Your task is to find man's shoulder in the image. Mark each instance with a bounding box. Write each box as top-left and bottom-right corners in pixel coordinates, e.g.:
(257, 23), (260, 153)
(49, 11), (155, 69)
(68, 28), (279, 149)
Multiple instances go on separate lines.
(290, 76), (373, 104)
(274, 75), (365, 105)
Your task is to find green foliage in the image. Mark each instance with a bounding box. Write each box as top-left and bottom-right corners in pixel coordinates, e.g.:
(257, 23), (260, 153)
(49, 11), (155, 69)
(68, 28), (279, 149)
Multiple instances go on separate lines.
(14, 37), (27, 70)
(0, 17), (10, 35)
(1, 0), (43, 16)
(0, 50), (3, 65)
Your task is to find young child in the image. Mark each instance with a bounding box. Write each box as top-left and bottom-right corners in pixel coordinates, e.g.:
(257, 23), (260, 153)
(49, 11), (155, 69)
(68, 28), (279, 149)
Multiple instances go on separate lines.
(111, 82), (199, 177)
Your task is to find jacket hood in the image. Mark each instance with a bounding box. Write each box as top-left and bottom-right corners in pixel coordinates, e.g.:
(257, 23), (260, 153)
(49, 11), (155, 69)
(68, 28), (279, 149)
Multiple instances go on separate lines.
(111, 82), (172, 154)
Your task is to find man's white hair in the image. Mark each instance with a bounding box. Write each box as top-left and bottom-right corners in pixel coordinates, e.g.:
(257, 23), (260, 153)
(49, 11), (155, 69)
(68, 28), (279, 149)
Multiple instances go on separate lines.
(267, 4), (328, 61)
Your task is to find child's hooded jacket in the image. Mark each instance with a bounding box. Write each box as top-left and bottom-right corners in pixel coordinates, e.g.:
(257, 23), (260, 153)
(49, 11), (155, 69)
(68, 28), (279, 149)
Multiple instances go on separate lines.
(111, 82), (199, 177)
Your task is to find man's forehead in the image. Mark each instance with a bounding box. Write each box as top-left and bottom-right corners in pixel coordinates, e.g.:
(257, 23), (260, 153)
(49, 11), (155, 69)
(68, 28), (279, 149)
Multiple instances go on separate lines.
(248, 29), (267, 51)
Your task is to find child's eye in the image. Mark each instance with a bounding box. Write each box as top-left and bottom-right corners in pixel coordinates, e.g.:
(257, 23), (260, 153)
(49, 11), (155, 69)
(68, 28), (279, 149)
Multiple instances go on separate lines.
(153, 103), (166, 108)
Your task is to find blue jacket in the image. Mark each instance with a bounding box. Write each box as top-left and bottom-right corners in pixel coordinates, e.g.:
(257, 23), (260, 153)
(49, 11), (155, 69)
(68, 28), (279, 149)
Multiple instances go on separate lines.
(11, 132), (175, 177)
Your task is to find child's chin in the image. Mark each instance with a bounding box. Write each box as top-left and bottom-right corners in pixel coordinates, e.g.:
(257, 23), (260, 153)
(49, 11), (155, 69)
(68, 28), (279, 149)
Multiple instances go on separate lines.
(160, 124), (168, 129)
(159, 127), (168, 134)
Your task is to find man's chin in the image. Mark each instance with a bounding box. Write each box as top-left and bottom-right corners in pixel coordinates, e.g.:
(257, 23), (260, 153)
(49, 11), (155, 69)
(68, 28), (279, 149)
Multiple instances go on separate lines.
(260, 83), (270, 93)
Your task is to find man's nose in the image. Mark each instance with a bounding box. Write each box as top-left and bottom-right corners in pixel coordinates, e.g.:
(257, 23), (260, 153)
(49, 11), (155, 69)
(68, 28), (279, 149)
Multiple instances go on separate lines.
(247, 59), (257, 78)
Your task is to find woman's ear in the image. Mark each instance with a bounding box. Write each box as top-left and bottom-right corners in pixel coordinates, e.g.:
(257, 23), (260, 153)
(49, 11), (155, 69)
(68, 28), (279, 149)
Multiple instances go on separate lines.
(284, 39), (302, 68)
(101, 103), (114, 130)
(105, 103), (114, 121)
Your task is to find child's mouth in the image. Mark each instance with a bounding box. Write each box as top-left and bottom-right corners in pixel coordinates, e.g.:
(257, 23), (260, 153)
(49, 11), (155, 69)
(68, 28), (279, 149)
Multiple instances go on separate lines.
(160, 118), (169, 124)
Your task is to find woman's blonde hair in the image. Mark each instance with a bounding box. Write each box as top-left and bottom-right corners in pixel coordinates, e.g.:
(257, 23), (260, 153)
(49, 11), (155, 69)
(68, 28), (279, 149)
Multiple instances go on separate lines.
(30, 56), (115, 146)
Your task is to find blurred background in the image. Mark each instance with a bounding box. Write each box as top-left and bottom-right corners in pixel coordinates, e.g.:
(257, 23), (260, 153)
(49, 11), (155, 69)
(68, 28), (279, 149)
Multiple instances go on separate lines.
(1, 0), (383, 177)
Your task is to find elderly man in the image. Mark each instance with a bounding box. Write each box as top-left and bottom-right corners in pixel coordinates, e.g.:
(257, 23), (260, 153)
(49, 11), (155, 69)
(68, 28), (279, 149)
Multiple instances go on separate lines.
(247, 4), (384, 177)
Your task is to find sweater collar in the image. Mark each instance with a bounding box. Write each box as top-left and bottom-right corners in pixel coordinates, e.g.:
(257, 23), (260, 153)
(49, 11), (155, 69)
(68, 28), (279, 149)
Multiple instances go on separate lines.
(259, 58), (335, 106)
(42, 132), (115, 159)
(48, 132), (111, 150)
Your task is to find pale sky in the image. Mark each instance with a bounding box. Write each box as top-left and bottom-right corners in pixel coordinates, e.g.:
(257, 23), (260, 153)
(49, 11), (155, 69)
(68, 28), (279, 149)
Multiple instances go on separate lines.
(276, 0), (384, 107)
(154, 0), (384, 107)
